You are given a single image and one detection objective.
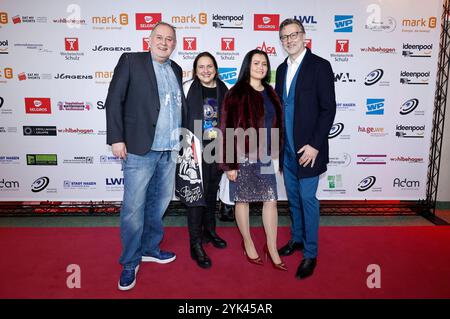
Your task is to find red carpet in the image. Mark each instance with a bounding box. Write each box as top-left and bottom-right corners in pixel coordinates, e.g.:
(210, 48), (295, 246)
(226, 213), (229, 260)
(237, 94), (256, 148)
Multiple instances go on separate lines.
(0, 226), (450, 299)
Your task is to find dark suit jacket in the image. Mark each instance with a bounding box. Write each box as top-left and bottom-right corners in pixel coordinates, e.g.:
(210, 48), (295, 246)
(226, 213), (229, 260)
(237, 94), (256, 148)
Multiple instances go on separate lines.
(105, 52), (187, 155)
(275, 48), (336, 178)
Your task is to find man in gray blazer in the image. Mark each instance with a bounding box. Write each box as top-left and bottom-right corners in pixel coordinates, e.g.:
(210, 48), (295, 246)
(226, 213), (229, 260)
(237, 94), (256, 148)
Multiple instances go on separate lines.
(105, 21), (187, 291)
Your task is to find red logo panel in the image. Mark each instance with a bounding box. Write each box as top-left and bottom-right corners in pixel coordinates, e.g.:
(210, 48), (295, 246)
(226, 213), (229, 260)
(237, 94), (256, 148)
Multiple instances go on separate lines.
(254, 14), (279, 31)
(65, 38), (79, 51)
(336, 39), (349, 52)
(25, 98), (51, 114)
(136, 13), (161, 30)
(221, 38), (234, 51)
(183, 37), (197, 50)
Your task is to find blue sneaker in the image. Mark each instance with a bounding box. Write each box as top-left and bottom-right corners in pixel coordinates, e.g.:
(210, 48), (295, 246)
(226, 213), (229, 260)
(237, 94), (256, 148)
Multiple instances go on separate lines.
(118, 265), (139, 291)
(141, 250), (176, 264)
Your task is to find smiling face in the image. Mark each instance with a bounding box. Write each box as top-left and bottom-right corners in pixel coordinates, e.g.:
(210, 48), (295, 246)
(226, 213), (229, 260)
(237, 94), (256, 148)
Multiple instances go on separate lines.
(196, 56), (217, 87)
(280, 23), (305, 60)
(149, 24), (176, 63)
(250, 53), (268, 82)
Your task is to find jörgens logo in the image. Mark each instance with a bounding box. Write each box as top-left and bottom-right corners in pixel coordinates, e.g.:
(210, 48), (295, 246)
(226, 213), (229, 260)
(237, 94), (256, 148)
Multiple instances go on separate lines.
(254, 14), (279, 31)
(92, 45), (131, 52)
(54, 73), (93, 80)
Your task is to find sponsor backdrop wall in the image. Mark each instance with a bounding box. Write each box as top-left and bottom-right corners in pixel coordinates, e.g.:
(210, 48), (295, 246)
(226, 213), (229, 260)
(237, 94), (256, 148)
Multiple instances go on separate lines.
(0, 0), (442, 201)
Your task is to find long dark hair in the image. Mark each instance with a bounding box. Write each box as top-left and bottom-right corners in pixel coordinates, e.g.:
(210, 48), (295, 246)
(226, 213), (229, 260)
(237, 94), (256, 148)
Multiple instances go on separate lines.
(237, 49), (271, 85)
(192, 51), (219, 80)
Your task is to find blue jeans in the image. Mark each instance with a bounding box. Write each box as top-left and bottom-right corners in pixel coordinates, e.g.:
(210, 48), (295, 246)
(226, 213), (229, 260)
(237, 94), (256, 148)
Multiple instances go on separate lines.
(119, 150), (176, 268)
(283, 148), (320, 258)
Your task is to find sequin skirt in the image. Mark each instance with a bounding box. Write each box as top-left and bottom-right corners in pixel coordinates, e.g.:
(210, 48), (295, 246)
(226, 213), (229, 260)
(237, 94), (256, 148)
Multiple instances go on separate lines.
(229, 159), (278, 202)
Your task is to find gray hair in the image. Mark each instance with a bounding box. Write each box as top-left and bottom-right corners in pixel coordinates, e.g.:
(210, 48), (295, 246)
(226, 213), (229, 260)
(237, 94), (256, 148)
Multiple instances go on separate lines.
(150, 21), (177, 40)
(279, 18), (305, 35)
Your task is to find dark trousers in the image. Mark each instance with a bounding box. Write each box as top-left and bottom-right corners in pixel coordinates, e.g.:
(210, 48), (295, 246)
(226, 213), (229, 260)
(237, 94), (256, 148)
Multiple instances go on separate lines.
(187, 161), (221, 245)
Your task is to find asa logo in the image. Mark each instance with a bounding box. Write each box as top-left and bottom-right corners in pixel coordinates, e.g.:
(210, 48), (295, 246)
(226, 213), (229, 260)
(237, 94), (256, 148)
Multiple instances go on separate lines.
(257, 41), (276, 56)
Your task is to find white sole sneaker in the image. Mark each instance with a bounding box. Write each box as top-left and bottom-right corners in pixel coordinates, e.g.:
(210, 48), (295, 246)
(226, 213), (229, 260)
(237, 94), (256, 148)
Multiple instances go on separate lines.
(118, 265), (139, 291)
(141, 255), (176, 264)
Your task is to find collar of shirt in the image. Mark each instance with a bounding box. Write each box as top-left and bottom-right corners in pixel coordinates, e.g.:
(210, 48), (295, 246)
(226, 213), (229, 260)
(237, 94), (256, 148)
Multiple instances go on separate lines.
(285, 48), (307, 95)
(151, 54), (172, 67)
(287, 48), (307, 69)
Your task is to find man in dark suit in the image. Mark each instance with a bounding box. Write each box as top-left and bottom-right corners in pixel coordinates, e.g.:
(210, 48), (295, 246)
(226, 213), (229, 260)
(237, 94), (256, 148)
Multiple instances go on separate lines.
(105, 22), (187, 290)
(275, 18), (336, 279)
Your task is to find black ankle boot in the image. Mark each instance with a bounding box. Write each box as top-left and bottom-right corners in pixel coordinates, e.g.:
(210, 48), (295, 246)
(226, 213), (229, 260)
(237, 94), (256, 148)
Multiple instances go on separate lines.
(218, 202), (235, 222)
(203, 230), (227, 249)
(190, 243), (212, 269)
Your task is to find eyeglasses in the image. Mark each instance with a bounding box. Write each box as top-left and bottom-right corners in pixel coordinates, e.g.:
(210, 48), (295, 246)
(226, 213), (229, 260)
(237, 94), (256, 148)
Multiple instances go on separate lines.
(279, 31), (303, 42)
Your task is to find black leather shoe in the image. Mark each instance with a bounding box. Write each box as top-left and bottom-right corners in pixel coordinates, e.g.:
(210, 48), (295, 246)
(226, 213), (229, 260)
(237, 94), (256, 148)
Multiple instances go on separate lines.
(218, 203), (235, 222)
(203, 230), (227, 249)
(190, 243), (211, 269)
(278, 240), (304, 256)
(295, 258), (317, 279)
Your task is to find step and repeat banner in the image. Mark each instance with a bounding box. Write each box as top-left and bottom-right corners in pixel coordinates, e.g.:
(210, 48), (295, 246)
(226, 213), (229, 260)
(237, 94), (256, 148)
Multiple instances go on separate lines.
(0, 0), (442, 201)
